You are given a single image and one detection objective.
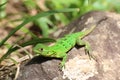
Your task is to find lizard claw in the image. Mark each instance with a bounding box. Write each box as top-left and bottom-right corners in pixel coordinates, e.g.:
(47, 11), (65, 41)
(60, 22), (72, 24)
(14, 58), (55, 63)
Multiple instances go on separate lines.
(85, 49), (97, 61)
(59, 62), (65, 70)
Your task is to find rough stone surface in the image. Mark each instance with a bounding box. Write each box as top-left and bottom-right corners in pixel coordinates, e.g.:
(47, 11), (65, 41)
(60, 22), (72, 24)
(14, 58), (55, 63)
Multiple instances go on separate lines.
(17, 11), (120, 80)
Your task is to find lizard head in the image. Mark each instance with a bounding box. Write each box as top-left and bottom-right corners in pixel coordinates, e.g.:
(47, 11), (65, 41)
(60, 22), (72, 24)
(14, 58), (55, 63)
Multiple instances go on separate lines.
(33, 44), (50, 56)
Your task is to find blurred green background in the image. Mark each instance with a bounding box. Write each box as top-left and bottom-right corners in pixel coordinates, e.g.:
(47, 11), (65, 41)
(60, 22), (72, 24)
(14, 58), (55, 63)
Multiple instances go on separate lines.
(0, 0), (120, 37)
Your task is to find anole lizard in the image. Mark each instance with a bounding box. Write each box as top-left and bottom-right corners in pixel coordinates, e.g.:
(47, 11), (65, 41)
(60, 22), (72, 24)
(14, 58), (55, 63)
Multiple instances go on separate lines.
(33, 25), (96, 67)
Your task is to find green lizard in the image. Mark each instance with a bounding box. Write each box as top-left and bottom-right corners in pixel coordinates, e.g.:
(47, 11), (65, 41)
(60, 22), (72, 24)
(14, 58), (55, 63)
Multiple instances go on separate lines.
(33, 25), (96, 67)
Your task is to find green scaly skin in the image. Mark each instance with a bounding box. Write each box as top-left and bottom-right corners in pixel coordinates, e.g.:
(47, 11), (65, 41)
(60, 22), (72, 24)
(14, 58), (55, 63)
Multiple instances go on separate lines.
(33, 25), (96, 67)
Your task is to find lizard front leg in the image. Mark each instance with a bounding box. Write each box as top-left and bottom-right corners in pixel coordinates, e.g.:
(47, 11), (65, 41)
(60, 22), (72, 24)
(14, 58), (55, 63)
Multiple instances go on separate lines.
(60, 53), (67, 68)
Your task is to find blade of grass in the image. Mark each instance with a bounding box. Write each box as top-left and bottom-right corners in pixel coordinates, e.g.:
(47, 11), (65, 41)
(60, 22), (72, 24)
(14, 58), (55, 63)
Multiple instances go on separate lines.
(0, 1), (7, 7)
(0, 38), (55, 63)
(9, 57), (19, 65)
(0, 0), (7, 18)
(0, 8), (79, 47)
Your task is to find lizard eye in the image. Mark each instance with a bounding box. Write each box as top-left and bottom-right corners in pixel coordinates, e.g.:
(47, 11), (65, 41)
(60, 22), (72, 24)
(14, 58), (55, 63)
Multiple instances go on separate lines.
(39, 48), (43, 51)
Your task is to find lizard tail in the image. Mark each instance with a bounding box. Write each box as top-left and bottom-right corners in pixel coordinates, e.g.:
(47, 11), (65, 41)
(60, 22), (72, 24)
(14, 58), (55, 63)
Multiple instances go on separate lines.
(79, 25), (96, 38)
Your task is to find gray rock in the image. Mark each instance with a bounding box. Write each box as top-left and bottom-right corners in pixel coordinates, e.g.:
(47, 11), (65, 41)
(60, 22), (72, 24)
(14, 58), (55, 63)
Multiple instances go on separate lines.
(17, 11), (120, 80)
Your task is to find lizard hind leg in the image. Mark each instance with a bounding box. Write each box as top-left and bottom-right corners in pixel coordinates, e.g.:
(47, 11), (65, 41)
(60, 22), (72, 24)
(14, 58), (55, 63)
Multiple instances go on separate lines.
(76, 39), (94, 59)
